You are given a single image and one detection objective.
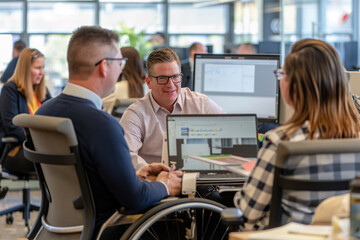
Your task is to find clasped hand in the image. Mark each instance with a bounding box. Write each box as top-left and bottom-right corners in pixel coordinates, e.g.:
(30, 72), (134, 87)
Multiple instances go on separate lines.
(137, 163), (183, 196)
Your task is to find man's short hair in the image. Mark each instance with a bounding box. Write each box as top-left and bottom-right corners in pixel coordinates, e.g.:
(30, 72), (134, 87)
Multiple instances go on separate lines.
(189, 42), (204, 53)
(67, 26), (119, 77)
(146, 48), (180, 76)
(14, 40), (26, 52)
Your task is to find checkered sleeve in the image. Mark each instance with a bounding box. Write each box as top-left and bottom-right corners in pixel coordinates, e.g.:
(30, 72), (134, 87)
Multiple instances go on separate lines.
(233, 130), (281, 230)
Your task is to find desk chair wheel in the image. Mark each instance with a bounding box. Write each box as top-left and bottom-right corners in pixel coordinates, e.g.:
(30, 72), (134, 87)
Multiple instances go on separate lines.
(5, 213), (14, 224)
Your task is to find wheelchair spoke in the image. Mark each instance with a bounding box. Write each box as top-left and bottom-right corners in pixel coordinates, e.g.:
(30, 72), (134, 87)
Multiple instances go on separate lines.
(120, 198), (227, 240)
(145, 226), (160, 239)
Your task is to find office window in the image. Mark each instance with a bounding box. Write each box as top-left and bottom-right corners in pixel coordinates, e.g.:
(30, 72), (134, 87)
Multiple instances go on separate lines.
(234, 1), (258, 36)
(100, 3), (164, 33)
(168, 4), (227, 34)
(28, 2), (95, 33)
(0, 2), (23, 33)
(0, 35), (21, 72)
(100, 0), (163, 2)
(325, 0), (352, 34)
(168, 0), (208, 2)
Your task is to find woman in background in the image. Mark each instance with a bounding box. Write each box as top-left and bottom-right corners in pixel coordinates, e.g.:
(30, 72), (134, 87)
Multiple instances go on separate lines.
(0, 48), (51, 174)
(234, 39), (360, 230)
(102, 46), (146, 114)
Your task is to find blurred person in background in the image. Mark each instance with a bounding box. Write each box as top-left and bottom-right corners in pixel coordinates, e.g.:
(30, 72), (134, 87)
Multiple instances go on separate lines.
(102, 46), (147, 114)
(181, 42), (208, 90)
(236, 43), (256, 54)
(1, 40), (27, 83)
(0, 48), (51, 174)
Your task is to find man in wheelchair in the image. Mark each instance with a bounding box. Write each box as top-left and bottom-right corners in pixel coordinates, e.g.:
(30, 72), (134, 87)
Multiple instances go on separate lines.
(36, 26), (184, 238)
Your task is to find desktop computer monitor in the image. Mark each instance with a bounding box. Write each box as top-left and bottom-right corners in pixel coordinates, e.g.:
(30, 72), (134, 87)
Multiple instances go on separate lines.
(193, 54), (280, 123)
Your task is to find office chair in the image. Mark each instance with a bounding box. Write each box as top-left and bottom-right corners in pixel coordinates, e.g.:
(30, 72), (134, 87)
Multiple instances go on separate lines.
(111, 98), (138, 120)
(14, 113), (229, 240)
(221, 139), (360, 231)
(0, 136), (39, 230)
(13, 114), (95, 240)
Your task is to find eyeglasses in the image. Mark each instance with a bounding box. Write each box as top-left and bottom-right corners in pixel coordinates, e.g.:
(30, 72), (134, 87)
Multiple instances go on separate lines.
(95, 58), (128, 71)
(150, 73), (183, 85)
(274, 68), (285, 81)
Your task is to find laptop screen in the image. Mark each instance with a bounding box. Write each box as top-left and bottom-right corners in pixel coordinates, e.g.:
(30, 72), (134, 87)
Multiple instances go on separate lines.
(193, 54), (280, 123)
(166, 114), (258, 172)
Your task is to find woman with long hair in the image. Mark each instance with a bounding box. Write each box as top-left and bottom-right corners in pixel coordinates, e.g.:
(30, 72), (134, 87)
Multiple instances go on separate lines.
(102, 46), (146, 114)
(234, 39), (360, 230)
(0, 48), (51, 173)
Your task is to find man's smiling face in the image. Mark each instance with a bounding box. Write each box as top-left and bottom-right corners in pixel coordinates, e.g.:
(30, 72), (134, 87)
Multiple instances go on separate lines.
(146, 61), (181, 112)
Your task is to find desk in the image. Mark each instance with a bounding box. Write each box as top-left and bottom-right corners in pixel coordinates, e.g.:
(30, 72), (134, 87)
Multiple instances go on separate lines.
(229, 222), (331, 240)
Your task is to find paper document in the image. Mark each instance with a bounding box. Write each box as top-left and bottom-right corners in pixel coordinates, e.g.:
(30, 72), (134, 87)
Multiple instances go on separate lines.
(188, 154), (255, 166)
(188, 154), (257, 176)
(241, 222), (331, 240)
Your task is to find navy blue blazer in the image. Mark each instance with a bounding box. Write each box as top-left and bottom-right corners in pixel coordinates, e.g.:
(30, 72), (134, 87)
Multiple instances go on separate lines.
(0, 57), (18, 83)
(0, 81), (51, 143)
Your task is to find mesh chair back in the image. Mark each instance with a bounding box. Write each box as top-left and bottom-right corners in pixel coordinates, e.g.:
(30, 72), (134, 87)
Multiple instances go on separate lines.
(13, 113), (95, 240)
(269, 139), (360, 228)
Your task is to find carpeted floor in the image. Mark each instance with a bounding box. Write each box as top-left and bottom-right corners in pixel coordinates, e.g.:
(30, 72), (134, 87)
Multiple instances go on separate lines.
(0, 189), (41, 240)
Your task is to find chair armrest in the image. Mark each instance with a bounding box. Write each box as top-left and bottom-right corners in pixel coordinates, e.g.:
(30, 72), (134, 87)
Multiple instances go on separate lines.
(221, 207), (244, 232)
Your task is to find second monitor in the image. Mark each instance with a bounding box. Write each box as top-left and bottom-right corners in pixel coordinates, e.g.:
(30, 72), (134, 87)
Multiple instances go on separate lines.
(193, 53), (280, 123)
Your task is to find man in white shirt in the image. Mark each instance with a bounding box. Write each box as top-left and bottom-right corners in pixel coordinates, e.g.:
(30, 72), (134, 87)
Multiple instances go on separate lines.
(120, 47), (223, 170)
(181, 42), (208, 90)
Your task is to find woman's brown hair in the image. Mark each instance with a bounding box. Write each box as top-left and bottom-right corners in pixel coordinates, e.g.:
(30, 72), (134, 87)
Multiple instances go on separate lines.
(120, 46), (145, 98)
(9, 48), (47, 102)
(283, 38), (360, 139)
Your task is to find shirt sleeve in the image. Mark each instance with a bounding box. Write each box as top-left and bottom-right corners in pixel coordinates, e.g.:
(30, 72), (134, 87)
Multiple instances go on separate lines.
(120, 108), (148, 170)
(205, 96), (225, 114)
(233, 134), (277, 230)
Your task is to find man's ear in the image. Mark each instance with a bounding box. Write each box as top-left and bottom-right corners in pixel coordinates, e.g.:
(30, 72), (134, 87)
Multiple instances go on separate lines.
(145, 76), (152, 89)
(97, 60), (107, 77)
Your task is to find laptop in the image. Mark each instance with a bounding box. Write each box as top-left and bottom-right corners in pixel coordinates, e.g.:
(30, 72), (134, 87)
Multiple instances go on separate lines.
(166, 114), (258, 184)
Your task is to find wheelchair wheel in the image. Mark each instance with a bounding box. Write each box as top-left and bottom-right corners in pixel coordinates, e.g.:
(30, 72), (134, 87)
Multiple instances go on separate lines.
(120, 198), (228, 240)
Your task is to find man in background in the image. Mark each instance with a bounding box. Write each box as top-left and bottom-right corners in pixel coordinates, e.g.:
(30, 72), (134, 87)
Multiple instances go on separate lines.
(150, 32), (167, 46)
(236, 43), (256, 54)
(37, 26), (182, 236)
(181, 42), (208, 90)
(120, 47), (223, 170)
(1, 40), (27, 83)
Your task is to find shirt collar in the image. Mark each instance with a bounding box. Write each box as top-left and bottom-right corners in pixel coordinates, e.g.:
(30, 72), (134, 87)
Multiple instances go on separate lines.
(149, 90), (183, 113)
(62, 82), (103, 110)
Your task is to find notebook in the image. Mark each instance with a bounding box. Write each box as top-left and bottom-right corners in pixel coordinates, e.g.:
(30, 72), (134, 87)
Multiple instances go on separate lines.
(166, 114), (258, 184)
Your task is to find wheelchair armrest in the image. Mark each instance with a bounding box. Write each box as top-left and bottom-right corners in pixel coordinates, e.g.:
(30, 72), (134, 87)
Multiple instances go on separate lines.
(2, 137), (18, 144)
(221, 207), (244, 232)
(1, 137), (19, 166)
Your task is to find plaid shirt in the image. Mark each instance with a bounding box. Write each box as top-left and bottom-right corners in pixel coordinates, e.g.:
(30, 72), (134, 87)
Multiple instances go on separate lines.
(234, 121), (360, 230)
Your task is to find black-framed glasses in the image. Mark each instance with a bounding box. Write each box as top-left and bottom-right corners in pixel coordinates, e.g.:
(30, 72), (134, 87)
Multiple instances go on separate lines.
(95, 57), (128, 71)
(150, 73), (183, 85)
(274, 68), (285, 81)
